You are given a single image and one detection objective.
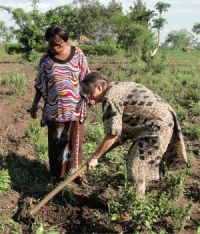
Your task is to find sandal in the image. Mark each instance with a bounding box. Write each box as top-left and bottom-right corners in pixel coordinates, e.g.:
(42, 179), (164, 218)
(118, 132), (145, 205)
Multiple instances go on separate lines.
(74, 176), (88, 186)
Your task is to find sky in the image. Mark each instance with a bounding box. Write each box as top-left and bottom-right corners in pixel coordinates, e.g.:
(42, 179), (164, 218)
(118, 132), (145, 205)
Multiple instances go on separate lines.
(0, 0), (200, 43)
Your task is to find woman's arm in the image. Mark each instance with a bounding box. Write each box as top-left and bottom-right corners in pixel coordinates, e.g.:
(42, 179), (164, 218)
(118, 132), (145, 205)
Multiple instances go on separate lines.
(86, 134), (117, 170)
(30, 89), (42, 119)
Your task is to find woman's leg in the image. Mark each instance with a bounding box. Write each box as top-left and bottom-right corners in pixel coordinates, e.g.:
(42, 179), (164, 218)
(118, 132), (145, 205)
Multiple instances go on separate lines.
(126, 127), (173, 196)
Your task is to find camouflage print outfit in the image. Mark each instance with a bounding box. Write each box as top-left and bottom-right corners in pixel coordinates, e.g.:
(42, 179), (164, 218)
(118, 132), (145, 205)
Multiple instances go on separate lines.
(102, 82), (188, 184)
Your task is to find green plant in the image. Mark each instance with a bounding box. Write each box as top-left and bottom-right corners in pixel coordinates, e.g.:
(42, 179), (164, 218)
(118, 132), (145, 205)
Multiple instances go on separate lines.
(165, 170), (188, 197)
(112, 160), (128, 188)
(6, 43), (24, 54)
(61, 187), (74, 205)
(80, 44), (118, 56)
(174, 104), (188, 121)
(0, 169), (11, 194)
(184, 123), (200, 139)
(21, 49), (42, 62)
(188, 100), (200, 116)
(0, 218), (22, 233)
(28, 119), (48, 163)
(0, 73), (28, 96)
(31, 220), (50, 234)
(197, 220), (200, 234)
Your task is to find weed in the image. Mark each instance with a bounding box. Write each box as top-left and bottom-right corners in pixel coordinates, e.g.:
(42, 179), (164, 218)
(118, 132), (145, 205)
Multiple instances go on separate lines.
(28, 119), (48, 163)
(184, 122), (200, 139)
(197, 220), (200, 234)
(174, 104), (188, 121)
(0, 73), (28, 97)
(0, 218), (22, 233)
(165, 170), (188, 197)
(61, 187), (74, 205)
(0, 169), (11, 194)
(188, 100), (200, 116)
(112, 160), (128, 188)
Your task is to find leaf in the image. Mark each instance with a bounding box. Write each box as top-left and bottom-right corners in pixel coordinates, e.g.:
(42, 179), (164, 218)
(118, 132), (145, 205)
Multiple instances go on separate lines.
(111, 213), (119, 221)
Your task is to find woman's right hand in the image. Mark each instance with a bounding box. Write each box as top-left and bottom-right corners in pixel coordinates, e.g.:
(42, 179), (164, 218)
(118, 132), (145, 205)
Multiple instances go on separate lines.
(30, 105), (38, 119)
(86, 155), (98, 171)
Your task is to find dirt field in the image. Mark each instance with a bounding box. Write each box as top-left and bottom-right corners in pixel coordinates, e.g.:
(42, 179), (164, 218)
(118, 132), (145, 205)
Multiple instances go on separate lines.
(0, 54), (200, 234)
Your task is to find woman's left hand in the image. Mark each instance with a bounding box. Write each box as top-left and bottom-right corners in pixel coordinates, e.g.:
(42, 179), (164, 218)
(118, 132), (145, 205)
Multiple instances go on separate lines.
(30, 105), (38, 119)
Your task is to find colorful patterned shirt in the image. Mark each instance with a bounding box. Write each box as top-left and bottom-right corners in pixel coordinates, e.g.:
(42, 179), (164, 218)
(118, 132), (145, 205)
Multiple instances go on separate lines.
(35, 46), (89, 122)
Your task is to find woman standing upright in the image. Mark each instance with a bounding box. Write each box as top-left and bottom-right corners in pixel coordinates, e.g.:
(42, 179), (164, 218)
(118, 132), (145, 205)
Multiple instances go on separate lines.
(30, 25), (90, 185)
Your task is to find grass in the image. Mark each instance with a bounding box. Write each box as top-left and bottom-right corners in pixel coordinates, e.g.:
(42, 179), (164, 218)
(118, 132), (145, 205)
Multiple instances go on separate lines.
(0, 73), (28, 97)
(0, 49), (200, 233)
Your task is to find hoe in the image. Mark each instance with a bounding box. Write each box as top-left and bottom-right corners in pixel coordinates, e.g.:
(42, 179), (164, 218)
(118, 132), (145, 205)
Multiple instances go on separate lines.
(27, 135), (132, 216)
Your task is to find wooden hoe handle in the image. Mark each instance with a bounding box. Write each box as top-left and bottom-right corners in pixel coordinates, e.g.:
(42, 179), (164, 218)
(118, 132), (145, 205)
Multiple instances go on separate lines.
(28, 135), (132, 216)
(28, 164), (87, 216)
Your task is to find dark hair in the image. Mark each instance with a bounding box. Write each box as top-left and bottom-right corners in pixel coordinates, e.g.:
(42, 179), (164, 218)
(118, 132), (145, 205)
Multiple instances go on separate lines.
(80, 72), (109, 95)
(45, 25), (69, 42)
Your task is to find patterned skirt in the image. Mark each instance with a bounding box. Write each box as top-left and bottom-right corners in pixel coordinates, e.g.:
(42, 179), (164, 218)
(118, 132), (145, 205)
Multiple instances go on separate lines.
(47, 121), (84, 178)
(126, 110), (188, 183)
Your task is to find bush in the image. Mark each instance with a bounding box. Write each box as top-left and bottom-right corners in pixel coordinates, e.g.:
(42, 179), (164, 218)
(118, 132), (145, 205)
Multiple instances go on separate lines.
(21, 49), (42, 62)
(80, 44), (118, 56)
(6, 43), (25, 54)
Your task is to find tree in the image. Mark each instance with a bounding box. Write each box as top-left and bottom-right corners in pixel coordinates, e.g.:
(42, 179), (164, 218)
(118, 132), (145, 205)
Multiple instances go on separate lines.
(0, 21), (14, 44)
(73, 0), (124, 44)
(45, 5), (79, 39)
(100, 0), (123, 44)
(0, 21), (7, 42)
(152, 2), (170, 45)
(73, 0), (106, 41)
(164, 29), (195, 49)
(0, 0), (47, 51)
(129, 0), (156, 28)
(192, 23), (200, 35)
(116, 0), (159, 61)
(118, 23), (155, 60)
(149, 2), (171, 58)
(154, 1), (171, 17)
(152, 17), (167, 45)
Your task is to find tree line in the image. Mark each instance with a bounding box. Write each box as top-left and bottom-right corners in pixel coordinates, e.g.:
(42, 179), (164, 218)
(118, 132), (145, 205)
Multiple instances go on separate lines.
(0, 0), (200, 58)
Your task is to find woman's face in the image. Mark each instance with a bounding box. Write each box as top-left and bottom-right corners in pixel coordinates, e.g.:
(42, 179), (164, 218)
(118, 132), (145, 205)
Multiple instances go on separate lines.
(87, 84), (105, 105)
(48, 36), (66, 55)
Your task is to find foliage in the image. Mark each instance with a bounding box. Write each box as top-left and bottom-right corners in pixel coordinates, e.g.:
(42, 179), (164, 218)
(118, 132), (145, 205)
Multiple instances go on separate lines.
(164, 29), (195, 49)
(118, 23), (155, 60)
(192, 22), (200, 35)
(129, 0), (156, 28)
(174, 104), (188, 121)
(0, 0), (47, 52)
(154, 2), (171, 16)
(28, 119), (48, 163)
(184, 123), (200, 140)
(0, 20), (7, 42)
(5, 43), (24, 54)
(74, 0), (123, 43)
(107, 169), (192, 232)
(45, 5), (79, 39)
(0, 169), (11, 194)
(0, 0), (172, 60)
(0, 21), (14, 43)
(0, 73), (28, 96)
(80, 44), (118, 56)
(21, 49), (42, 62)
(151, 2), (171, 46)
